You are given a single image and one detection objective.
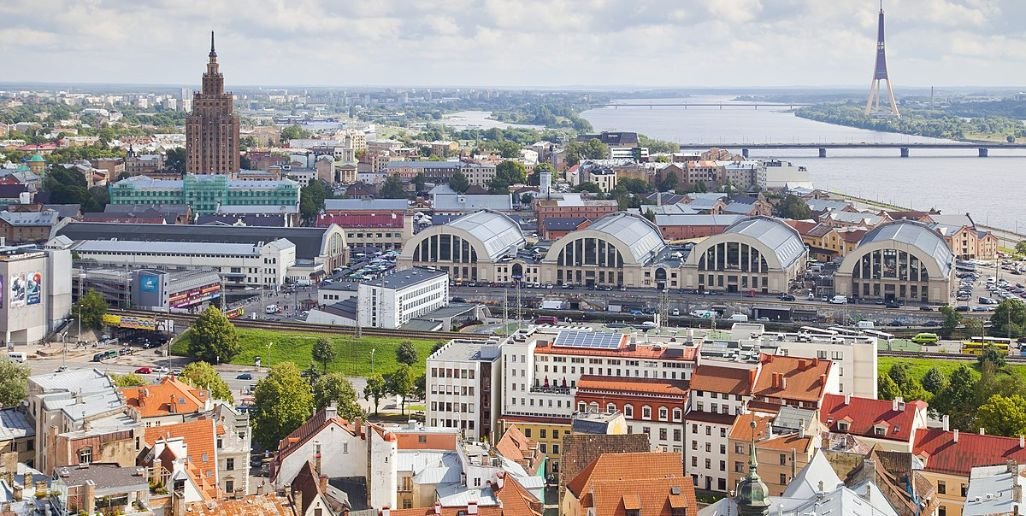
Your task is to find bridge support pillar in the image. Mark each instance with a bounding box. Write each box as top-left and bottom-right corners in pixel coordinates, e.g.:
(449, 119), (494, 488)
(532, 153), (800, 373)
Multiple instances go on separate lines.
(818, 147), (827, 158)
(742, 148), (749, 159)
(979, 147), (989, 158)
(900, 147), (909, 158)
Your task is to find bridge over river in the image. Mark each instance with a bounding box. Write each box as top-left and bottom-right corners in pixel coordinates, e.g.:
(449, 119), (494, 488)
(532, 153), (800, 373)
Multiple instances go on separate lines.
(676, 142), (1026, 158)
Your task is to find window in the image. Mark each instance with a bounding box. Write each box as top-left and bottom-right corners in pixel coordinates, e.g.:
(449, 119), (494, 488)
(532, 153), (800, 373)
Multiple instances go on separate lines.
(607, 403), (616, 414)
(961, 484), (968, 497)
(937, 481), (946, 495)
(673, 408), (683, 422)
(838, 421), (849, 432)
(78, 447), (92, 464)
(659, 407), (669, 421)
(692, 456), (698, 467)
(552, 444), (559, 454)
(939, 507), (947, 516)
(524, 429), (532, 438)
(540, 429), (547, 439)
(624, 405), (634, 418)
(780, 474), (787, 485)
(779, 454), (786, 466)
(659, 428), (668, 441)
(735, 461), (744, 473)
(540, 444), (547, 453)
(642, 406), (652, 420)
(226, 458), (235, 471)
(226, 480), (234, 493)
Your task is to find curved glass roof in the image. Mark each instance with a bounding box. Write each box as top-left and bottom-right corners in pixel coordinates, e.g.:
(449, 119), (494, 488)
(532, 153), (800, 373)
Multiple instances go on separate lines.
(859, 220), (953, 276)
(448, 210), (526, 260)
(725, 217), (807, 268)
(587, 213), (666, 264)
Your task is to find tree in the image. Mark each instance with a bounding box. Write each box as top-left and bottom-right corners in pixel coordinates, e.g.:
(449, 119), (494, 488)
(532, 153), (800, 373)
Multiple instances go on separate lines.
(396, 341), (418, 366)
(878, 374), (901, 401)
(529, 163), (553, 186)
(489, 161), (528, 194)
(187, 306), (241, 364)
(775, 194), (812, 220)
(922, 367), (947, 394)
(1016, 241), (1026, 257)
(252, 362), (314, 449)
(380, 175), (407, 199)
(430, 341), (446, 355)
(300, 180), (332, 222)
(643, 208), (656, 222)
(415, 374), (426, 400)
(312, 373), (363, 420)
(887, 363), (929, 401)
(414, 172), (427, 192)
(74, 289), (108, 331)
(978, 345), (1008, 368)
(280, 125), (309, 143)
(312, 338), (336, 372)
(991, 299), (1026, 339)
(111, 373), (147, 388)
(164, 147), (186, 175)
(659, 171), (678, 192)
(448, 171), (470, 194)
(364, 373), (388, 416)
(179, 361), (234, 403)
(977, 394), (1026, 437)
(571, 182), (602, 194)
(565, 138), (609, 166)
(963, 317), (985, 339)
(939, 305), (962, 338)
(932, 364), (979, 430)
(387, 365), (417, 416)
(0, 359), (30, 408)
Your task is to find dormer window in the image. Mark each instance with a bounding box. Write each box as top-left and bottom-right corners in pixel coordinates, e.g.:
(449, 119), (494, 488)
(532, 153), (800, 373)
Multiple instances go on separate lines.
(837, 421), (849, 432)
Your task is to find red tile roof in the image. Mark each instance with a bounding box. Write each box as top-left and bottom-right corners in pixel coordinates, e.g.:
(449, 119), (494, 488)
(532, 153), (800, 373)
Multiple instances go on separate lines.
(576, 376), (688, 398)
(121, 376), (207, 418)
(144, 418), (220, 498)
(271, 408), (396, 481)
(495, 425), (542, 476)
(752, 354), (831, 403)
(689, 365), (754, 395)
(534, 340), (697, 361)
(821, 394), (926, 443)
(566, 452), (696, 516)
(913, 428), (1026, 476)
(315, 213), (405, 228)
(384, 474), (541, 516)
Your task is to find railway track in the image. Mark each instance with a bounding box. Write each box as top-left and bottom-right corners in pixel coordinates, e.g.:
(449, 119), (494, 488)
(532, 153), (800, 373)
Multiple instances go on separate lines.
(111, 309), (488, 342)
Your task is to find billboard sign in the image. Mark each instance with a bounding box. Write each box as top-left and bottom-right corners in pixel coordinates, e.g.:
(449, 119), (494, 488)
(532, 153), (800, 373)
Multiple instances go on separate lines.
(10, 272), (40, 307)
(169, 282), (221, 309)
(101, 313), (158, 331)
(139, 273), (160, 293)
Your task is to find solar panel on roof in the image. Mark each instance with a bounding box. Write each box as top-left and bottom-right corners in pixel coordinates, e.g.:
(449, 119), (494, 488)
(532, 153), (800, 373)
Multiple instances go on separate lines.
(554, 331), (622, 350)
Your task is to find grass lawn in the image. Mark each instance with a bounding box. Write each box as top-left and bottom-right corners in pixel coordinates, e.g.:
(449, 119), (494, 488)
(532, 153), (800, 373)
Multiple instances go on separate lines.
(172, 328), (443, 377)
(876, 339), (920, 352)
(878, 356), (1026, 385)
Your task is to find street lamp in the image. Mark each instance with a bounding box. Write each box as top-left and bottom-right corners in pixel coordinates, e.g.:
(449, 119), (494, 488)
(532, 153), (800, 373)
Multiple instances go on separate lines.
(266, 341), (273, 369)
(371, 348), (376, 373)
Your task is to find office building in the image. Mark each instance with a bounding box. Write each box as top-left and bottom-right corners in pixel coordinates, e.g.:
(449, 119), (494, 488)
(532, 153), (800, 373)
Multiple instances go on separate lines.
(426, 339), (504, 441)
(108, 174), (300, 216)
(0, 241), (73, 345)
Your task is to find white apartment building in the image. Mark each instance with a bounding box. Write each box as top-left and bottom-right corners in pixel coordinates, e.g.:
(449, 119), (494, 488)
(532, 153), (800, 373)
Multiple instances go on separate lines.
(500, 329), (698, 424)
(426, 339), (504, 441)
(357, 268), (448, 329)
(70, 239), (296, 287)
(685, 364), (754, 493)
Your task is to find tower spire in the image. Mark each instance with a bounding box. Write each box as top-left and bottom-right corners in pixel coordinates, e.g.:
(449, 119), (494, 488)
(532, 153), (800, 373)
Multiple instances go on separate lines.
(209, 31), (217, 60)
(735, 418), (770, 516)
(865, 2), (900, 118)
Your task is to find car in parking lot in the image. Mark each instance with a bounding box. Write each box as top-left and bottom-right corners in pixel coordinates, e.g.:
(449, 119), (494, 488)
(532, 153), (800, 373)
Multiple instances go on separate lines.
(236, 373), (253, 380)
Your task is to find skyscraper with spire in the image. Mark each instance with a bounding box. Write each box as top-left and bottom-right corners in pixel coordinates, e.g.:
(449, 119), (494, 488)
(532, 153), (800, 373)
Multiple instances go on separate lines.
(186, 31), (240, 175)
(865, 1), (900, 118)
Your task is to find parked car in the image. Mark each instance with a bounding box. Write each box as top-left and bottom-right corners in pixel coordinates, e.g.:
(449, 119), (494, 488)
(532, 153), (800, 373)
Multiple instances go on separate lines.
(779, 294), (796, 301)
(134, 367), (153, 374)
(236, 373), (253, 380)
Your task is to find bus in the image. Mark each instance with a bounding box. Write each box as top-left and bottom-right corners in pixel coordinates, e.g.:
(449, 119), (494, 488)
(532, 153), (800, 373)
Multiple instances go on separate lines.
(911, 333), (939, 345)
(225, 307), (245, 319)
(91, 349), (119, 362)
(961, 337), (1014, 356)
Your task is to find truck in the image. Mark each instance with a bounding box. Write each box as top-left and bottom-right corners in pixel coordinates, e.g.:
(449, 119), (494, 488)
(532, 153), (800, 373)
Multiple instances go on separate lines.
(728, 314), (749, 322)
(829, 295), (848, 305)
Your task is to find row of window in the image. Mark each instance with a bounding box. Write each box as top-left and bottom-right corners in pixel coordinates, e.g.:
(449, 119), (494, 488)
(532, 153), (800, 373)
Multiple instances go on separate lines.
(577, 401), (683, 422)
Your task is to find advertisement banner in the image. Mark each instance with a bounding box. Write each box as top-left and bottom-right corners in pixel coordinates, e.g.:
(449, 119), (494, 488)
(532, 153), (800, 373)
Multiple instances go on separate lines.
(102, 314), (121, 327)
(27, 272), (41, 305)
(101, 313), (158, 330)
(140, 273), (160, 293)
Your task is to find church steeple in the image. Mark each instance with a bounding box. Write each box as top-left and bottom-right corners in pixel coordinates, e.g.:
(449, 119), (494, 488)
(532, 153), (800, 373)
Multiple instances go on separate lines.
(736, 418), (771, 516)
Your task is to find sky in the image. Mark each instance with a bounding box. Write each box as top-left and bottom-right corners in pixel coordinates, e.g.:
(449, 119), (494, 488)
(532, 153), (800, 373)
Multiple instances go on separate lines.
(1, 0), (1024, 89)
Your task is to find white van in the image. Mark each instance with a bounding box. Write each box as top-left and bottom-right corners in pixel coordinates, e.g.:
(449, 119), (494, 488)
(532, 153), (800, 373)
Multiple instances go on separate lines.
(6, 352), (27, 363)
(830, 295), (848, 305)
(265, 304), (278, 314)
(857, 320), (875, 329)
(728, 314), (749, 322)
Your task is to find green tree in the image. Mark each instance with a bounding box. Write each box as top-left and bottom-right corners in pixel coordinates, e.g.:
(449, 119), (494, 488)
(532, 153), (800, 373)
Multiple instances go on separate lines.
(415, 374), (426, 400)
(530, 163), (554, 186)
(387, 365), (417, 416)
(939, 305), (962, 339)
(922, 367), (947, 394)
(878, 374), (901, 401)
(312, 373), (363, 420)
(932, 364), (979, 430)
(1016, 241), (1026, 256)
(887, 363), (930, 401)
(489, 161), (528, 194)
(977, 394), (1026, 437)
(395, 341), (418, 366)
(571, 182), (602, 194)
(565, 138), (610, 166)
(74, 289), (108, 331)
(643, 208), (656, 222)
(414, 172), (427, 192)
(164, 147), (186, 175)
(964, 317), (985, 339)
(775, 194), (812, 220)
(990, 299), (1026, 338)
(280, 125), (309, 143)
(449, 171), (470, 194)
(978, 345), (1008, 368)
(112, 373), (147, 388)
(312, 338), (336, 373)
(252, 362), (314, 449)
(430, 341), (446, 355)
(380, 175), (407, 199)
(659, 171), (678, 192)
(299, 180), (332, 222)
(187, 306), (241, 364)
(363, 373), (388, 416)
(179, 361), (234, 403)
(0, 359), (30, 407)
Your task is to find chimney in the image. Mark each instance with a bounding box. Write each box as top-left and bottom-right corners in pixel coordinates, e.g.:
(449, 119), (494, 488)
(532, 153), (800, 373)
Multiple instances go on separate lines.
(325, 403), (337, 420)
(434, 502), (442, 515)
(891, 398), (899, 412)
(942, 415), (950, 432)
(953, 429), (959, 443)
(844, 393), (851, 405)
(381, 508), (391, 516)
(320, 474), (328, 494)
(819, 374), (826, 386)
(1020, 436), (1025, 449)
(468, 501), (479, 515)
(780, 377), (787, 390)
(83, 480), (96, 515)
(980, 428), (986, 436)
(293, 487), (303, 514)
(314, 441), (322, 476)
(798, 359), (807, 370)
(496, 471), (506, 489)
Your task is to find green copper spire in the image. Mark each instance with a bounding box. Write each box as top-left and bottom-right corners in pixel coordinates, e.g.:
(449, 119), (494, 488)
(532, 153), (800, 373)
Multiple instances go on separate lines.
(736, 418), (770, 516)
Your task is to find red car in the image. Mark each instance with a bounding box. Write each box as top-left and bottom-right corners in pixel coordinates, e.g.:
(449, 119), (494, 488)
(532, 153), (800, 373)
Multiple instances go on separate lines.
(134, 367), (153, 374)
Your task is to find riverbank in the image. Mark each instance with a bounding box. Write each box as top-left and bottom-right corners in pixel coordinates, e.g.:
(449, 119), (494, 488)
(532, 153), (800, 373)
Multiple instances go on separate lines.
(795, 104), (1023, 144)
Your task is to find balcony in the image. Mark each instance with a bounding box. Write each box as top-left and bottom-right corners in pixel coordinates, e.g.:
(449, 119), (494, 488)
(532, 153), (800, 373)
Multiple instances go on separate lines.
(530, 385), (572, 395)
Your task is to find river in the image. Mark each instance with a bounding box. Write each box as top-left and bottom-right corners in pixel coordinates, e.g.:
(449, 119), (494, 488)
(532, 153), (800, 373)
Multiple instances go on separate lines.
(580, 96), (1026, 233)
